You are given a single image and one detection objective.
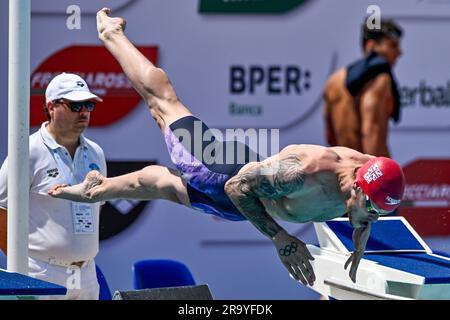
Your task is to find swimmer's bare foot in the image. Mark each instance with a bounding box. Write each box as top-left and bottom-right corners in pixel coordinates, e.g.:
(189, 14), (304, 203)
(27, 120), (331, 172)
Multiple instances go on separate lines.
(96, 7), (127, 41)
(48, 170), (105, 203)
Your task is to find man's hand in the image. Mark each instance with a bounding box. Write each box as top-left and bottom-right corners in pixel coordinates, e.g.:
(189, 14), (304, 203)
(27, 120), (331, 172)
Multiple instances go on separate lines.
(344, 250), (364, 283)
(48, 170), (105, 203)
(97, 7), (127, 41)
(272, 230), (316, 286)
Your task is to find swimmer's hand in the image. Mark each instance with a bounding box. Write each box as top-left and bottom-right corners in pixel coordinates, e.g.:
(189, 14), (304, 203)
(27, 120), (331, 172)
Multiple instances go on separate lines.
(344, 223), (371, 283)
(97, 7), (127, 41)
(272, 230), (315, 286)
(344, 250), (363, 283)
(48, 170), (105, 203)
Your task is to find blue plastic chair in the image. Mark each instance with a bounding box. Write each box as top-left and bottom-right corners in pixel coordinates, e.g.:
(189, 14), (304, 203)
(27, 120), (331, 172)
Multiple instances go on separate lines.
(96, 264), (112, 300)
(132, 259), (196, 290)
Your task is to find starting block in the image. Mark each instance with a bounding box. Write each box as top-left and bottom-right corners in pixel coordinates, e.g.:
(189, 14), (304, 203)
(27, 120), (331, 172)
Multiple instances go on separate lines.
(0, 269), (66, 299)
(307, 217), (450, 300)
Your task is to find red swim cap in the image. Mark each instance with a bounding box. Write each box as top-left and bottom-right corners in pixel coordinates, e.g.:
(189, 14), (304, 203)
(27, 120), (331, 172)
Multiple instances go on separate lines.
(356, 157), (405, 212)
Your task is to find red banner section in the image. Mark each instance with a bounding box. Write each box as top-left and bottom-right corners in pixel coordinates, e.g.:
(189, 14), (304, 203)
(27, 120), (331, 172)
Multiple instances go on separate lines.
(400, 159), (450, 236)
(31, 45), (158, 127)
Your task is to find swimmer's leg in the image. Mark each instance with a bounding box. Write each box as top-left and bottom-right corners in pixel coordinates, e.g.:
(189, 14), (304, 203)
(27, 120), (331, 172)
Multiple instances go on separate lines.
(49, 166), (191, 206)
(97, 8), (192, 133)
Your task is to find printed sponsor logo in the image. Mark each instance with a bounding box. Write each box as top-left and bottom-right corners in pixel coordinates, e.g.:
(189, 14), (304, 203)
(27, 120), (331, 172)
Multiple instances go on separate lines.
(230, 65), (311, 95)
(400, 159), (450, 236)
(385, 196), (401, 206)
(229, 102), (263, 116)
(403, 184), (450, 201)
(47, 168), (59, 178)
(31, 45), (158, 127)
(400, 81), (450, 108)
(228, 64), (312, 118)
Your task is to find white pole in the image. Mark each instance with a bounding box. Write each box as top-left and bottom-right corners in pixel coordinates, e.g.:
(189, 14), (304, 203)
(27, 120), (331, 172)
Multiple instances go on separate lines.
(7, 0), (30, 275)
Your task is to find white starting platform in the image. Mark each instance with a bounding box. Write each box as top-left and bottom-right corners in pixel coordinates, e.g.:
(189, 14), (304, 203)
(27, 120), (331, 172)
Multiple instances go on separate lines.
(307, 217), (450, 300)
(0, 269), (66, 299)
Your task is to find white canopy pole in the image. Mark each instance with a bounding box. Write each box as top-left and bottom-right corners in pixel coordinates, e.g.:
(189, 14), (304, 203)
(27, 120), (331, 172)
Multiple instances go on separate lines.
(7, 0), (30, 274)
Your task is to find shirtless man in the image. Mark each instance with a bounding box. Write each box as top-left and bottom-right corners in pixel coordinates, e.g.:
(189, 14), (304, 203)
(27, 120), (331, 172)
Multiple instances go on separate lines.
(323, 19), (403, 157)
(49, 8), (406, 286)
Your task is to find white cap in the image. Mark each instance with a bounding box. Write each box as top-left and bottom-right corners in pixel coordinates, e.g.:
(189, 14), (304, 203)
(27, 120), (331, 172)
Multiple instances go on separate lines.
(45, 73), (103, 103)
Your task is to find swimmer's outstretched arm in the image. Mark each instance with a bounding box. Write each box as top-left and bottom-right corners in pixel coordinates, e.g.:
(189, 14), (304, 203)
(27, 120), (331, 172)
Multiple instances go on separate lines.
(224, 155), (316, 286)
(96, 8), (177, 103)
(344, 221), (372, 283)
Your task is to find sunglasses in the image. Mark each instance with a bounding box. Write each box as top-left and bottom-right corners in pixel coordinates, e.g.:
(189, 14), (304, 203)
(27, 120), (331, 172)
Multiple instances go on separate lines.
(54, 100), (96, 112)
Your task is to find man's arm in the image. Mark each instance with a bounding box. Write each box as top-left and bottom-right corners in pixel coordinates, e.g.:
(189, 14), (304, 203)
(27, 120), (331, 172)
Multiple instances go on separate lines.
(0, 208), (6, 254)
(96, 8), (177, 104)
(344, 219), (372, 283)
(360, 73), (391, 157)
(224, 155), (315, 286)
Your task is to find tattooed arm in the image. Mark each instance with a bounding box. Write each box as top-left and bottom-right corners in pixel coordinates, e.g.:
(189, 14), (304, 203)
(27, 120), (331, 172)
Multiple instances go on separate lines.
(224, 155), (316, 286)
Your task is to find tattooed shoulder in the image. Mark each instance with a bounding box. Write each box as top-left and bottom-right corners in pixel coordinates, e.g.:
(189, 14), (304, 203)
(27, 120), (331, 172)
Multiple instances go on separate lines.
(237, 154), (306, 199)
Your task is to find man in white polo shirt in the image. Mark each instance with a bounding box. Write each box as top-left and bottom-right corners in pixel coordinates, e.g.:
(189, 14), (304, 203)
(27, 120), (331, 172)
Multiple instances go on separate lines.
(0, 73), (107, 299)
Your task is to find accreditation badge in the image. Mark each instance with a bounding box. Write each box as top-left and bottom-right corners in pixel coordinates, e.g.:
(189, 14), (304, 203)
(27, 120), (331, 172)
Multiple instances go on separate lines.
(72, 202), (94, 234)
